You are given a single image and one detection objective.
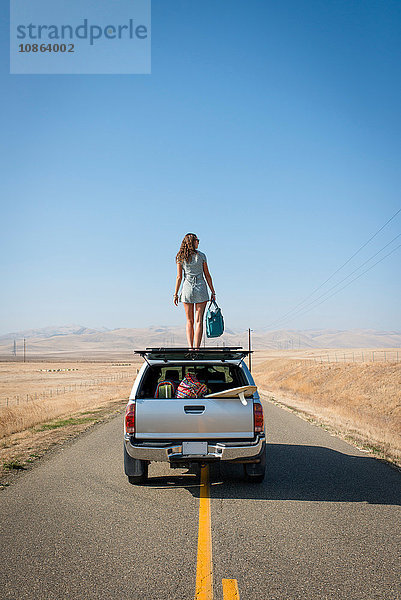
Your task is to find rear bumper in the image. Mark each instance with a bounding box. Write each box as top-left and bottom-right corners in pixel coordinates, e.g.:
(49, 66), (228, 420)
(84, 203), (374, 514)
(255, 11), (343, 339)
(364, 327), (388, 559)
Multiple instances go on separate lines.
(124, 434), (265, 463)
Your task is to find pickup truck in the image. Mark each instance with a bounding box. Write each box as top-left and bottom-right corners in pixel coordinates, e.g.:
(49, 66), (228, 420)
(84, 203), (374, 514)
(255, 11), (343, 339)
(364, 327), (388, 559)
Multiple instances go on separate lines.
(124, 347), (266, 484)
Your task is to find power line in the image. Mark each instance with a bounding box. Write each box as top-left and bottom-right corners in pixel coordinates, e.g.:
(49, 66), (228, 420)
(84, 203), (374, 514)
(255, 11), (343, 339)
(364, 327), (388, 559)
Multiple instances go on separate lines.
(271, 243), (401, 328)
(266, 207), (401, 328)
(268, 232), (401, 329)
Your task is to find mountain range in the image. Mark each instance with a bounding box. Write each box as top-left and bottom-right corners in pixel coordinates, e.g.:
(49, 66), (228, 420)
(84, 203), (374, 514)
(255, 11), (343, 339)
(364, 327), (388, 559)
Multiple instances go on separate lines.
(0, 324), (400, 359)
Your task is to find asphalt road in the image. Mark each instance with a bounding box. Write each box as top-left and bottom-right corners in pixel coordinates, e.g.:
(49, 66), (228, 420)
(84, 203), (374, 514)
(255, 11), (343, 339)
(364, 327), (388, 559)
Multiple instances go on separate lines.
(1, 397), (400, 600)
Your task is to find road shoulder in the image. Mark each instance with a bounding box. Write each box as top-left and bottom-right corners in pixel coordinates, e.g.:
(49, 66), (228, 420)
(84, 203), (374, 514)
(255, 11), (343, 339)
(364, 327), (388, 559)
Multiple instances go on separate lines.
(260, 390), (401, 470)
(0, 398), (126, 489)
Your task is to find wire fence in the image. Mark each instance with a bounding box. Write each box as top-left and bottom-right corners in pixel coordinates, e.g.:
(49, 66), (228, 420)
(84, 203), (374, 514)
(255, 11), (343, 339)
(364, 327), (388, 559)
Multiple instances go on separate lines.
(312, 350), (400, 364)
(0, 371), (133, 408)
(1, 351), (399, 406)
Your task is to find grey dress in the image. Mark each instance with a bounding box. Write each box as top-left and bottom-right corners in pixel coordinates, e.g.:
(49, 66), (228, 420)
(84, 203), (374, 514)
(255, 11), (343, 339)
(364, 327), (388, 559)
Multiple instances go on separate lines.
(179, 251), (210, 303)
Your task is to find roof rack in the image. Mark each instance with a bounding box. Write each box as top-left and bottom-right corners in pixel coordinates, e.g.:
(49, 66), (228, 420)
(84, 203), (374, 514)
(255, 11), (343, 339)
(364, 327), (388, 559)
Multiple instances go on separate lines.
(134, 347), (251, 362)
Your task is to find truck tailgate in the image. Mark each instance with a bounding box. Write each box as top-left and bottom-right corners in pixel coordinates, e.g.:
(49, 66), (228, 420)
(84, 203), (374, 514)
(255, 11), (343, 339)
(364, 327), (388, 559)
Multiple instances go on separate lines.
(135, 397), (254, 440)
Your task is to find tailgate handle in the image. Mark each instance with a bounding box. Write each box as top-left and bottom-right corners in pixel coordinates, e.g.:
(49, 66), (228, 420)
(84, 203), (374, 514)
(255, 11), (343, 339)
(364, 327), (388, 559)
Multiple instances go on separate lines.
(184, 405), (205, 414)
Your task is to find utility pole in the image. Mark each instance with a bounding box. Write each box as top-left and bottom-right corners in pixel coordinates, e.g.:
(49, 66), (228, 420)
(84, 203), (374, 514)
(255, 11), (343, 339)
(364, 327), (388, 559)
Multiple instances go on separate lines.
(13, 340), (17, 358)
(23, 338), (26, 363)
(248, 328), (252, 373)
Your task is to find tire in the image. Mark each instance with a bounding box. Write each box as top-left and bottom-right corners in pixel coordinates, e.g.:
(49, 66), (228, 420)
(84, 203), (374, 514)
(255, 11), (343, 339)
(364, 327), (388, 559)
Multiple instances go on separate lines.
(124, 445), (149, 485)
(243, 445), (266, 483)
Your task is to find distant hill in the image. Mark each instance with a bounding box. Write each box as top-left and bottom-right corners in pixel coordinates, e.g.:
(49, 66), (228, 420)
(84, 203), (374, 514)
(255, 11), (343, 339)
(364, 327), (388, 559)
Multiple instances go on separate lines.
(0, 325), (400, 359)
(0, 324), (109, 341)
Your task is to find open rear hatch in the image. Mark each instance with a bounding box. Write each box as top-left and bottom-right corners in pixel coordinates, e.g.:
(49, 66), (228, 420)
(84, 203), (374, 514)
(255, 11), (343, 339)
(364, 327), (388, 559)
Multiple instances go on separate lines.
(134, 347), (250, 365)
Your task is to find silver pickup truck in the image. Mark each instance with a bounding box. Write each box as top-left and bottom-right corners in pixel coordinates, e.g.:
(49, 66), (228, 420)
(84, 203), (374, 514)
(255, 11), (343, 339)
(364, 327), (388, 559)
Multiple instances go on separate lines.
(124, 348), (266, 484)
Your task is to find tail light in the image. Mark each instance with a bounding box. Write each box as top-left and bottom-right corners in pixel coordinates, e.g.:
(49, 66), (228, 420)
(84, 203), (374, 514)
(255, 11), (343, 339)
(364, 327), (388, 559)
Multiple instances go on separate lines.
(254, 402), (264, 434)
(125, 403), (135, 434)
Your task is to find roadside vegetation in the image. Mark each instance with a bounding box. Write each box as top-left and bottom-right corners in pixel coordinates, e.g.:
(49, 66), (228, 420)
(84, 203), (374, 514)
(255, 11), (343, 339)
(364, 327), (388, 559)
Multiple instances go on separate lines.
(253, 357), (401, 466)
(0, 361), (139, 485)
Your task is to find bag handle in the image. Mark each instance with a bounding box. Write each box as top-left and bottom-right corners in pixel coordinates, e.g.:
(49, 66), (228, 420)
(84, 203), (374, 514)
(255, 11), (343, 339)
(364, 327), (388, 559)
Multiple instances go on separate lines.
(208, 299), (219, 311)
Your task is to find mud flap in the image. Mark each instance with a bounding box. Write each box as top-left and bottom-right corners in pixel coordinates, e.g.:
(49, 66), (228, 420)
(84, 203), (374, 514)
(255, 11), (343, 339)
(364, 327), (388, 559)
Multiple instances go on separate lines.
(244, 443), (266, 479)
(124, 445), (148, 477)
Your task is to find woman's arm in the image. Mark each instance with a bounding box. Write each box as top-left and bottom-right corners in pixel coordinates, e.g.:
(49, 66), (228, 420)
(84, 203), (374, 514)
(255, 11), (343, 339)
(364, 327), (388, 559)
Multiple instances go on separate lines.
(173, 262), (183, 306)
(203, 261), (216, 300)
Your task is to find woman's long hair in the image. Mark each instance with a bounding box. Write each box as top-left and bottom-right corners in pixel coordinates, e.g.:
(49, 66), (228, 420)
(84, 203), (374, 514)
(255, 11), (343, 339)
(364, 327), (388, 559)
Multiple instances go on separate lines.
(176, 233), (198, 264)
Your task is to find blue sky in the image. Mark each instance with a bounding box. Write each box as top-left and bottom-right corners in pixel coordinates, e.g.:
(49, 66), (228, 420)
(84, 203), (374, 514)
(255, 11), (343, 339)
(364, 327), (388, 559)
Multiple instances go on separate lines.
(1, 0), (400, 335)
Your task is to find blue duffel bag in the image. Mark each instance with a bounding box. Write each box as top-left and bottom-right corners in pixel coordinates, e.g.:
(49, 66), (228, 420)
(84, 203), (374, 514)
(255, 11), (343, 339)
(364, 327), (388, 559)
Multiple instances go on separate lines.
(206, 300), (224, 338)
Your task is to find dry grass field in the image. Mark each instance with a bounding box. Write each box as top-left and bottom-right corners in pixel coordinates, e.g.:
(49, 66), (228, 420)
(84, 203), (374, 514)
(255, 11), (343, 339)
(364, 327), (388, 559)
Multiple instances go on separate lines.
(0, 360), (141, 484)
(0, 361), (143, 435)
(253, 350), (401, 466)
(251, 347), (401, 365)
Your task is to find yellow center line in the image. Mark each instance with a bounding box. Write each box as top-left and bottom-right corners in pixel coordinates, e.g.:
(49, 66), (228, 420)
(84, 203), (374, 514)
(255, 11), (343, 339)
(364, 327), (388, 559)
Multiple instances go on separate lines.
(222, 579), (240, 600)
(195, 465), (213, 600)
(194, 465), (241, 600)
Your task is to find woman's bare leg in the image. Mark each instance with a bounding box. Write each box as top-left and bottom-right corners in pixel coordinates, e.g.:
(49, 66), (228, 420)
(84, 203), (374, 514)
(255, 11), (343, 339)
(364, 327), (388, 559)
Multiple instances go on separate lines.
(183, 302), (195, 348)
(194, 301), (207, 349)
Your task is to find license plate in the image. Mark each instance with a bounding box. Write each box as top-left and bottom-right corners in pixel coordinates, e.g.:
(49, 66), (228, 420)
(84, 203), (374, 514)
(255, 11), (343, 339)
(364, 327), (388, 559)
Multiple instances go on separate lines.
(182, 442), (208, 456)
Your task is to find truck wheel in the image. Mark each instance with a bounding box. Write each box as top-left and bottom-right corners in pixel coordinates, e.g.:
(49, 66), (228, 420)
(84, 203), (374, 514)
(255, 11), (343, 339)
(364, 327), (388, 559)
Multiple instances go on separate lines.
(124, 445), (149, 485)
(243, 446), (266, 483)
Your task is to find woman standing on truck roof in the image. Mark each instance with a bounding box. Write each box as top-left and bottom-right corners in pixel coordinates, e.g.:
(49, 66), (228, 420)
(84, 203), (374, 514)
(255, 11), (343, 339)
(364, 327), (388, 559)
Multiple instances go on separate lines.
(173, 233), (216, 349)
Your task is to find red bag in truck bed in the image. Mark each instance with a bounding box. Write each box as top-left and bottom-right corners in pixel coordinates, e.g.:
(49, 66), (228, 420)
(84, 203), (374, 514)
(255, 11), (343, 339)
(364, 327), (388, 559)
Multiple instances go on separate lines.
(175, 373), (207, 399)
